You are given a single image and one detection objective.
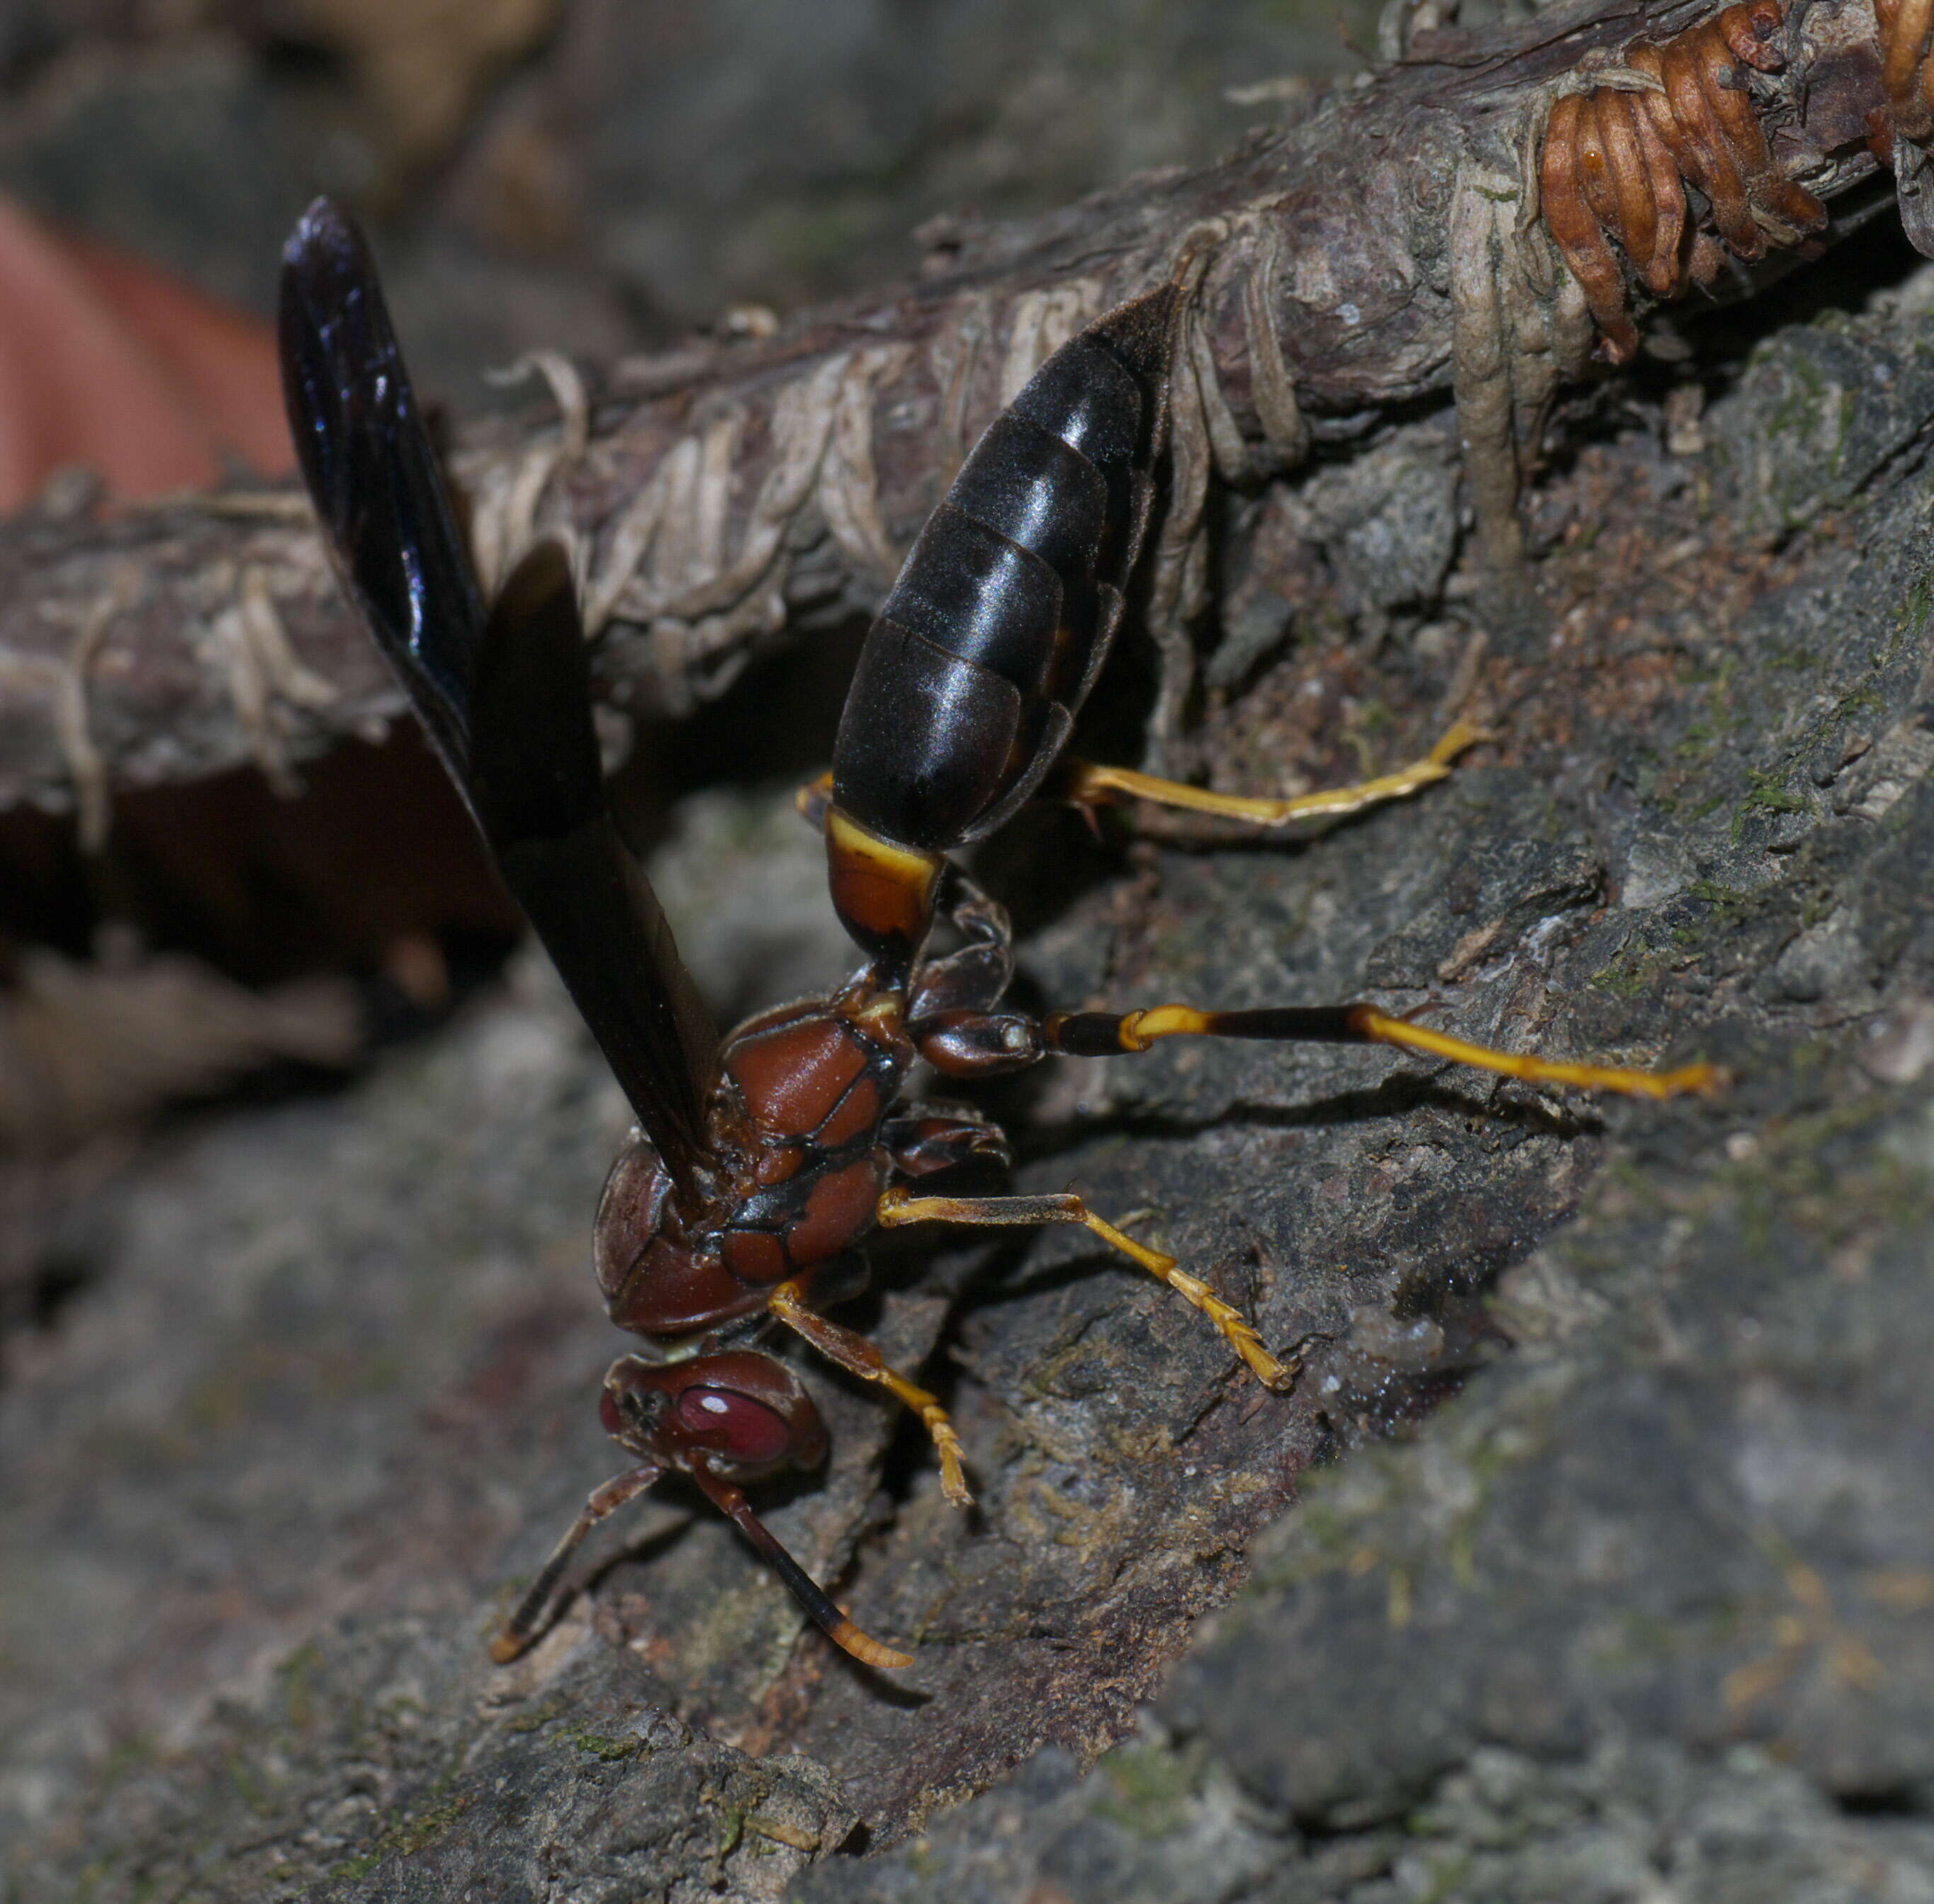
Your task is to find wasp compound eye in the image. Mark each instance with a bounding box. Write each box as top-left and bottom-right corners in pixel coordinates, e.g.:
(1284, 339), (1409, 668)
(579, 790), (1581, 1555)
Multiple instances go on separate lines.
(677, 1385), (794, 1467)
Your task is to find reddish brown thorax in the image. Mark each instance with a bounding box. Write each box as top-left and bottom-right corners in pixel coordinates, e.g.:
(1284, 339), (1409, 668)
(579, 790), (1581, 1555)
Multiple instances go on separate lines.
(593, 984), (913, 1342)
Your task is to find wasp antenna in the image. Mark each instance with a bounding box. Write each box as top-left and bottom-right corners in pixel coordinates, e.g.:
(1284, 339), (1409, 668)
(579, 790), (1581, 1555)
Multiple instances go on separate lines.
(690, 1463), (912, 1671)
(489, 1460), (668, 1664)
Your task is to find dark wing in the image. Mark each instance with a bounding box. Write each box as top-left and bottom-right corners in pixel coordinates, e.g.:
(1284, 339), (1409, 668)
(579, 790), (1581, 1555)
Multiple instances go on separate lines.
(278, 197), (721, 1190)
(466, 542), (724, 1188)
(277, 198), (485, 782)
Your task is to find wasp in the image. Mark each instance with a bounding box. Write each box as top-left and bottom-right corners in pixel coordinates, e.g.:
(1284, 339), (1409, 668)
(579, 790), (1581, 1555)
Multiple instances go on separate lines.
(281, 198), (1714, 1672)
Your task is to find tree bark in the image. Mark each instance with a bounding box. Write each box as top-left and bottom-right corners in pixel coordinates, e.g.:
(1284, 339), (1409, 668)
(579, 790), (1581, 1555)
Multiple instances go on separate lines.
(0, 0), (1900, 828)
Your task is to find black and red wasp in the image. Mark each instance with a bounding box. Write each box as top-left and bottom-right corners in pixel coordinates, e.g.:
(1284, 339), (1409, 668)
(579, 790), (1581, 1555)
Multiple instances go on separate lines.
(280, 198), (1714, 1672)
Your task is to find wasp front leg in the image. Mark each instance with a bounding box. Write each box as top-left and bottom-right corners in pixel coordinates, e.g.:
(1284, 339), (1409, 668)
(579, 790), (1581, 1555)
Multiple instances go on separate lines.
(766, 1278), (973, 1508)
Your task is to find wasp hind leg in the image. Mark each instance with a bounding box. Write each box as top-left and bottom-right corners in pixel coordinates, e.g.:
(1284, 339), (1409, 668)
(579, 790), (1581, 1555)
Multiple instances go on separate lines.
(1057, 719), (1485, 827)
(875, 1185), (1292, 1390)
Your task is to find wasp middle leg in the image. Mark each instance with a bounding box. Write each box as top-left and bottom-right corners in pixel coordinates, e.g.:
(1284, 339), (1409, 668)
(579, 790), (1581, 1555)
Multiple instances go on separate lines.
(875, 1186), (1292, 1388)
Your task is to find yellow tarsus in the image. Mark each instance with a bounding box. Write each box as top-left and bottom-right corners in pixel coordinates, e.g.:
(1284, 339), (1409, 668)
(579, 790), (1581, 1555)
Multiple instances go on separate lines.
(1063, 721), (1487, 827)
(1358, 1010), (1721, 1100)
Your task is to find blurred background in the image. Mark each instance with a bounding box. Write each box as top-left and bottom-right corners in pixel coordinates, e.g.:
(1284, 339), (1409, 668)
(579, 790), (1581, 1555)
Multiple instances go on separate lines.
(0, 0), (1383, 479)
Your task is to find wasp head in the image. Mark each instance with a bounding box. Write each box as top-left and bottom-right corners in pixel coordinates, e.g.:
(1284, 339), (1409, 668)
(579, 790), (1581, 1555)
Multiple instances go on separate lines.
(599, 1351), (828, 1482)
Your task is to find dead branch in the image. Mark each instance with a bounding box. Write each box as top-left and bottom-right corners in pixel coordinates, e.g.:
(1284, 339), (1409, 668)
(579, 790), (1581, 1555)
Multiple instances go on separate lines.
(0, 0), (1901, 827)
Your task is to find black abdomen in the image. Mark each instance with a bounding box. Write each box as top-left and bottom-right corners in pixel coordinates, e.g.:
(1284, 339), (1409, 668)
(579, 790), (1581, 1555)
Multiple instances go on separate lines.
(832, 286), (1176, 854)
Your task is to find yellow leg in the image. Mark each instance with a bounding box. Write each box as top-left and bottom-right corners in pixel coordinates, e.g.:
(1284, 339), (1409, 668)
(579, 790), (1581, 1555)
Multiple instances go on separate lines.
(1061, 720), (1485, 826)
(1042, 1000), (1720, 1100)
(1344, 1007), (1719, 1100)
(877, 1187), (1292, 1390)
(767, 1281), (972, 1507)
